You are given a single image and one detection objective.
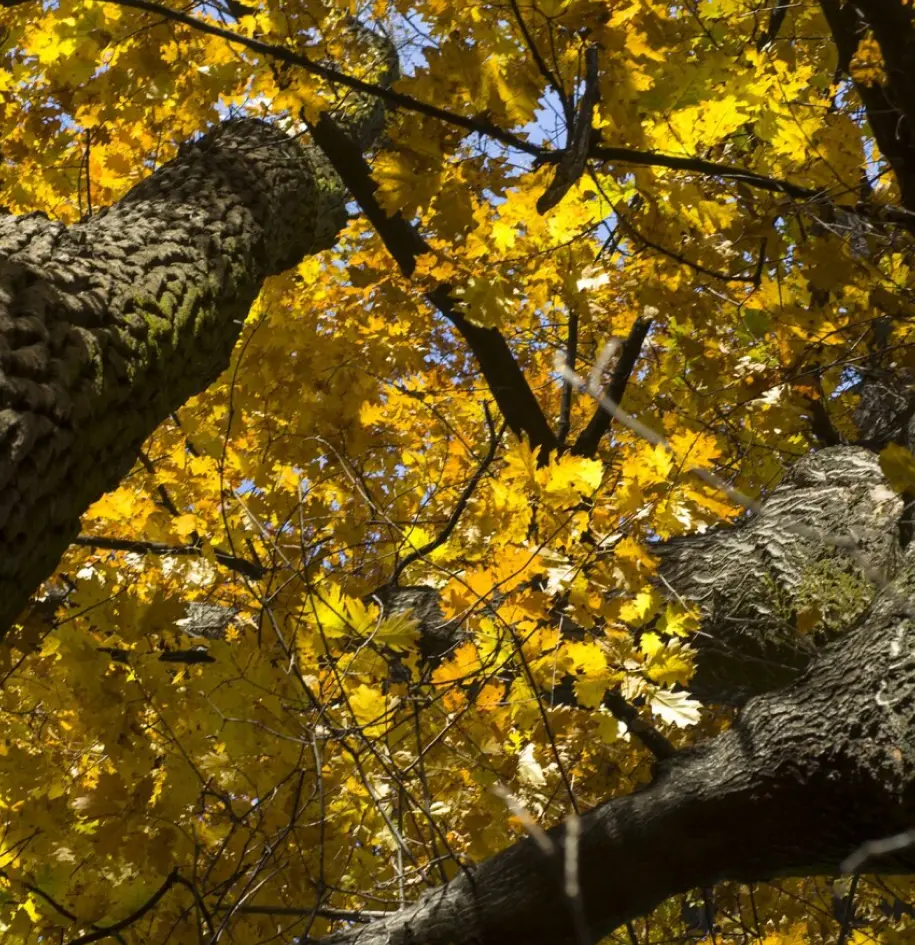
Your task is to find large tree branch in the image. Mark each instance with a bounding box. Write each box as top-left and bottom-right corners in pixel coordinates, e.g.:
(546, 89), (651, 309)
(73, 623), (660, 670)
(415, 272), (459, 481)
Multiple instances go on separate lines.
(306, 113), (560, 455)
(330, 522), (915, 945)
(655, 446), (903, 704)
(820, 0), (915, 215)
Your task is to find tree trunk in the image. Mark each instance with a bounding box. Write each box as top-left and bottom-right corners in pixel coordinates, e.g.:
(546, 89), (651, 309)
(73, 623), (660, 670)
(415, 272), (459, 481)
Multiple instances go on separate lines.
(2, 5), (915, 943)
(657, 447), (904, 704)
(0, 120), (354, 632)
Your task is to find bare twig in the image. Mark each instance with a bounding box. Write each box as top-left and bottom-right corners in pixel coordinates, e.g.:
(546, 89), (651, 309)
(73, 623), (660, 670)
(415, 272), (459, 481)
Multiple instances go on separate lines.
(509, 0), (573, 125)
(572, 317), (652, 457)
(602, 690), (677, 761)
(836, 872), (860, 945)
(842, 830), (915, 874)
(388, 406), (506, 584)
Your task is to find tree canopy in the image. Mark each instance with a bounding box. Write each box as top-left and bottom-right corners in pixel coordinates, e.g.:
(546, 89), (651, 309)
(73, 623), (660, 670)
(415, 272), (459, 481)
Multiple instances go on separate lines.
(1, 1), (915, 944)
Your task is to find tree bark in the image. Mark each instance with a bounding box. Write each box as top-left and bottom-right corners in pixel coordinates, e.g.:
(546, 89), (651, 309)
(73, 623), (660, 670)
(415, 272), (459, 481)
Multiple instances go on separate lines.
(820, 0), (915, 213)
(657, 447), (903, 704)
(331, 463), (915, 945)
(0, 119), (350, 631)
(2, 6), (915, 943)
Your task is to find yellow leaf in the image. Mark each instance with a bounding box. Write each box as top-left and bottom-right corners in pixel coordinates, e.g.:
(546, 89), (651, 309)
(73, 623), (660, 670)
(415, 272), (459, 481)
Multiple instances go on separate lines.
(573, 669), (618, 709)
(373, 150), (442, 216)
(614, 536), (659, 575)
(503, 438), (541, 485)
(596, 712), (621, 744)
(668, 431), (721, 470)
(454, 276), (512, 328)
(373, 613), (420, 652)
(640, 631), (663, 659)
(649, 689), (702, 728)
(85, 487), (157, 530)
(541, 454), (603, 505)
(348, 684), (389, 737)
(656, 604), (700, 638)
(880, 444), (915, 493)
(432, 642), (482, 685)
(22, 893), (41, 921)
(309, 586), (376, 639)
(644, 639), (694, 687)
(172, 513), (201, 541)
(274, 465), (300, 492)
(619, 586), (661, 627)
(491, 220), (517, 251)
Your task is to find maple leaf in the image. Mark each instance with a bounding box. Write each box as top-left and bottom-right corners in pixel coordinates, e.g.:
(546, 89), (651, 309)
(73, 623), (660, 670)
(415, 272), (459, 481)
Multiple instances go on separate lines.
(649, 689), (702, 728)
(880, 444), (915, 493)
(2, 4), (913, 943)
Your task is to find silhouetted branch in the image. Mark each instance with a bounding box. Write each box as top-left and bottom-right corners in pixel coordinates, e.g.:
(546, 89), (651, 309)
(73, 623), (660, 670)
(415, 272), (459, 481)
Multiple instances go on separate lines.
(572, 318), (652, 457)
(557, 311), (579, 446)
(66, 869), (179, 945)
(41, 0), (914, 231)
(72, 535), (266, 580)
(307, 112), (560, 456)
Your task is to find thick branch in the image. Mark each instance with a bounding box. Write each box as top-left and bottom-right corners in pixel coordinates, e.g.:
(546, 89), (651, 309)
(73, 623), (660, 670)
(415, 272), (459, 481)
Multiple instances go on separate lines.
(537, 46), (599, 214)
(331, 526), (915, 945)
(571, 317), (652, 458)
(306, 114), (560, 455)
(0, 37), (394, 632)
(820, 0), (915, 216)
(655, 446), (902, 704)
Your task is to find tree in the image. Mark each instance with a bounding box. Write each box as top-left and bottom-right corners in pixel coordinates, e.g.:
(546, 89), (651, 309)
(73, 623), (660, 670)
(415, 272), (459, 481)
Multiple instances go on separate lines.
(1, 1), (915, 944)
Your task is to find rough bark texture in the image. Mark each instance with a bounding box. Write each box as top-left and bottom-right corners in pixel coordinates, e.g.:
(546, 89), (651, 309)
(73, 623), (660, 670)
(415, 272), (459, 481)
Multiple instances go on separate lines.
(0, 121), (344, 630)
(2, 5), (915, 945)
(322, 5), (915, 932)
(0, 46), (395, 632)
(331, 446), (915, 945)
(657, 447), (903, 704)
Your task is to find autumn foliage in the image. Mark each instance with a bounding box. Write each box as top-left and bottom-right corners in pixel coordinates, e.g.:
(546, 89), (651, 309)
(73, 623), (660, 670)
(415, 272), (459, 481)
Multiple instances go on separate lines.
(1, 0), (915, 943)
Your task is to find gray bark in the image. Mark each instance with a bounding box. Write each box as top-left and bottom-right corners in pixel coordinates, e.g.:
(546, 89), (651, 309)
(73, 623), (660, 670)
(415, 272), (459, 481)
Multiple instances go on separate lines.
(657, 447), (904, 704)
(0, 100), (391, 632)
(331, 446), (915, 945)
(1, 4), (914, 942)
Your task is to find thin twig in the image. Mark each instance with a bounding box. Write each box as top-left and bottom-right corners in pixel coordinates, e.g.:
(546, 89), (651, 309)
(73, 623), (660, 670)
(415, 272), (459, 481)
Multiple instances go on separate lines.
(837, 872), (860, 945)
(65, 869), (180, 945)
(388, 407), (505, 584)
(508, 0), (573, 125)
